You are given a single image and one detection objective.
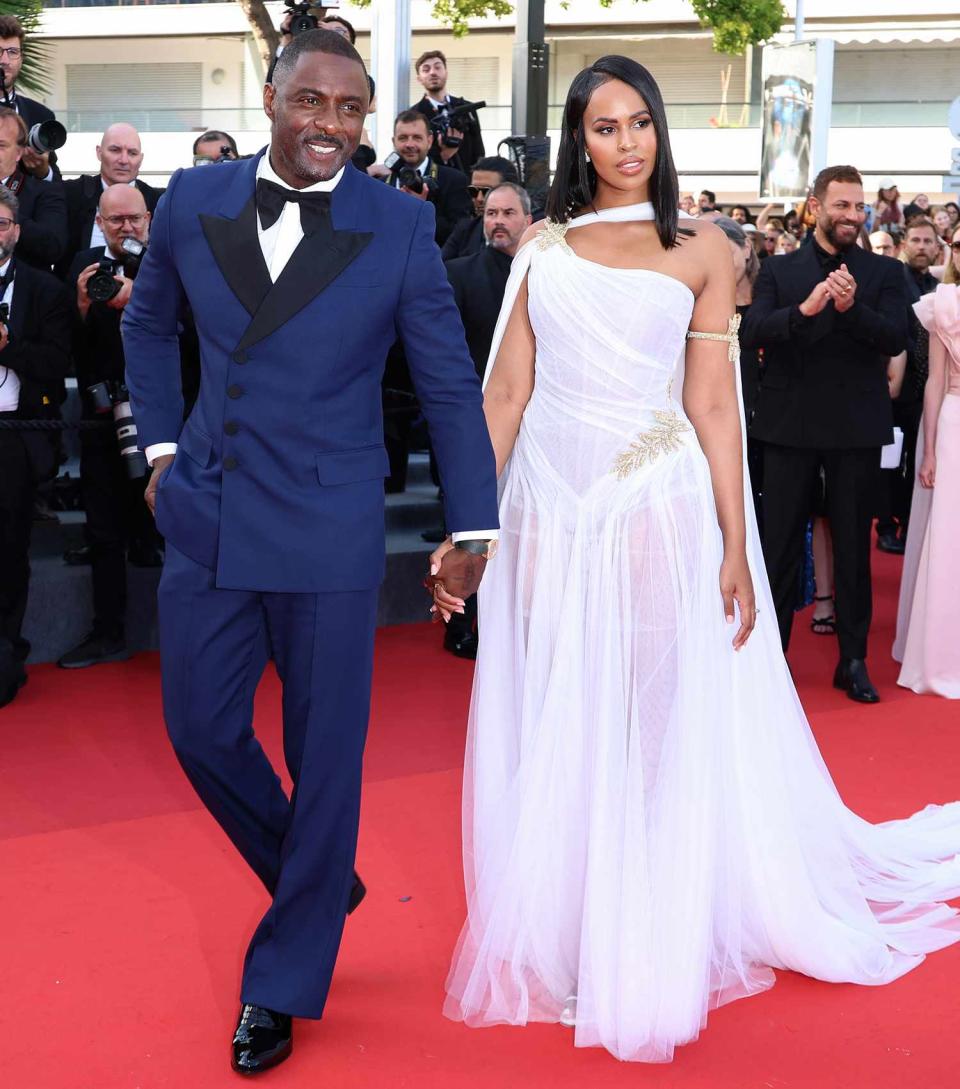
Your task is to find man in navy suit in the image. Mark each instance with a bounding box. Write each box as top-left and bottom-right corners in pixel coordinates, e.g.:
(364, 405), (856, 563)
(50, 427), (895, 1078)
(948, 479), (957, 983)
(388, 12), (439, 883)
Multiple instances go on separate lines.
(122, 30), (498, 1076)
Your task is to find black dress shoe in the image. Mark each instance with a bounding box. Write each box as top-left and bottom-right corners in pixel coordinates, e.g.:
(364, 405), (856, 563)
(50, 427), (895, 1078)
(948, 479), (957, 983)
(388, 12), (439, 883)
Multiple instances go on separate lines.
(876, 532), (905, 555)
(0, 661), (27, 709)
(444, 626), (478, 660)
(63, 544), (93, 566)
(348, 873), (366, 915)
(833, 658), (880, 703)
(231, 1004), (292, 1076)
(58, 631), (130, 669)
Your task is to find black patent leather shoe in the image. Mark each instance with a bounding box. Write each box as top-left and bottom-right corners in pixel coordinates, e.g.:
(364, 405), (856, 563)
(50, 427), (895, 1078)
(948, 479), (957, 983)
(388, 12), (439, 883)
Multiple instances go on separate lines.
(348, 873), (366, 915)
(833, 658), (880, 704)
(231, 1004), (292, 1076)
(876, 531), (905, 555)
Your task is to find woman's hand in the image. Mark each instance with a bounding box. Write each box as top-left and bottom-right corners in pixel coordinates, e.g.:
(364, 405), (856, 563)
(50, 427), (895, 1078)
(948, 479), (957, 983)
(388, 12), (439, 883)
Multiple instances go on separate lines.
(720, 553), (757, 651)
(427, 536), (464, 623)
(919, 453), (936, 489)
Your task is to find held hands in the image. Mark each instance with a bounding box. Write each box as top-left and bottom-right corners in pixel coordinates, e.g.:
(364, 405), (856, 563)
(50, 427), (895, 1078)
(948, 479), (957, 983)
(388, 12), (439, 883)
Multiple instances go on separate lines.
(144, 452), (174, 516)
(919, 453), (936, 489)
(720, 553), (757, 651)
(425, 536), (487, 623)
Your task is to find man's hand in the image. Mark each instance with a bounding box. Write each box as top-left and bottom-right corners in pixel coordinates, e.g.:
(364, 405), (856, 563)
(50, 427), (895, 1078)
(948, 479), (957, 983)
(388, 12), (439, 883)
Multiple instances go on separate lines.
(21, 147), (50, 179)
(425, 537), (487, 622)
(144, 452), (174, 516)
(438, 128), (464, 162)
(367, 163), (391, 181)
(106, 274), (134, 311)
(401, 183), (429, 202)
(798, 280), (833, 318)
(825, 264), (857, 313)
(76, 262), (101, 320)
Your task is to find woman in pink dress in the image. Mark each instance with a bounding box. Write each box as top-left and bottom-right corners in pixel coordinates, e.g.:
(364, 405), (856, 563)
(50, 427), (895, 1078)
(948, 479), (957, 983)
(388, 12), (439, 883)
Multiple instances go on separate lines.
(895, 225), (960, 696)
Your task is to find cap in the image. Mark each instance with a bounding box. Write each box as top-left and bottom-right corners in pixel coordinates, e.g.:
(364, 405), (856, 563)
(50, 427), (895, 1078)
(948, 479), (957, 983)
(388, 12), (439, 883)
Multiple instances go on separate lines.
(878, 177), (897, 191)
(712, 215), (747, 245)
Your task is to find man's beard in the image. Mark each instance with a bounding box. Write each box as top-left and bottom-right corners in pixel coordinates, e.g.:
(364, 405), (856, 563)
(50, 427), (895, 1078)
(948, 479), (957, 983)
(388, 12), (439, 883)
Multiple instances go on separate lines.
(0, 241), (14, 262)
(821, 218), (858, 250)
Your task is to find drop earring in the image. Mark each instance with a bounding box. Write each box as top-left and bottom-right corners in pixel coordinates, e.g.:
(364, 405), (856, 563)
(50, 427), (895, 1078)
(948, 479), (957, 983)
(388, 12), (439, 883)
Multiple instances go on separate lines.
(584, 150), (591, 163)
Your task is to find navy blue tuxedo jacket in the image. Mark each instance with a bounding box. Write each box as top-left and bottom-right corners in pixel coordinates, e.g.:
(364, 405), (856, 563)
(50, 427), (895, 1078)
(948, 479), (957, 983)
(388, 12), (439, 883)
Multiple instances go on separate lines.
(122, 150), (499, 593)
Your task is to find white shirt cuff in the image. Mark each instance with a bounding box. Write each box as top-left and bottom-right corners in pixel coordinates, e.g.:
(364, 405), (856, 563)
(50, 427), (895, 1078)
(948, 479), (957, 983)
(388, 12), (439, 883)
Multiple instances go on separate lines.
(145, 442), (177, 466)
(451, 530), (499, 543)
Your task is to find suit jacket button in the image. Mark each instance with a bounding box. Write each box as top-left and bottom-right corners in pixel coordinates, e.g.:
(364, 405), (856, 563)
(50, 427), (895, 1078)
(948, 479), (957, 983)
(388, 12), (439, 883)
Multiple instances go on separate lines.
(223, 456), (238, 471)
(224, 421), (240, 436)
(227, 384), (243, 399)
(233, 350), (248, 365)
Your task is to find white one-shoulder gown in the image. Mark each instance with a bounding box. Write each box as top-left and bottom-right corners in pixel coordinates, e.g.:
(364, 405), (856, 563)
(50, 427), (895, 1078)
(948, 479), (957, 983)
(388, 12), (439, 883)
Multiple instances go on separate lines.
(443, 203), (960, 1063)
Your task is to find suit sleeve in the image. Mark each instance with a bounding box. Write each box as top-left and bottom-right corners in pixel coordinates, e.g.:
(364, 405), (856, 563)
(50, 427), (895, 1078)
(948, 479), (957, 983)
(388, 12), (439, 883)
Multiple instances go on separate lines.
(396, 201), (499, 534)
(834, 259), (909, 356)
(1, 275), (72, 386)
(17, 179), (68, 266)
(121, 169), (187, 449)
(740, 255), (835, 349)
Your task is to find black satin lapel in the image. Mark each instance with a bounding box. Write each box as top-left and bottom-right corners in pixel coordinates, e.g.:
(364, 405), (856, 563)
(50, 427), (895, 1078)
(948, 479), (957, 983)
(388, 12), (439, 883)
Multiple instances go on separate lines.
(235, 226), (373, 352)
(199, 198), (271, 317)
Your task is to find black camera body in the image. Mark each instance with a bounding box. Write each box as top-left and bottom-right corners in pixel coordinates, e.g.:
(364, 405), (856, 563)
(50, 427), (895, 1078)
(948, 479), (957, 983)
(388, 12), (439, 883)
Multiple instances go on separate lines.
(429, 100), (486, 149)
(396, 166), (439, 198)
(285, 1), (319, 34)
(86, 238), (148, 304)
(84, 380), (148, 478)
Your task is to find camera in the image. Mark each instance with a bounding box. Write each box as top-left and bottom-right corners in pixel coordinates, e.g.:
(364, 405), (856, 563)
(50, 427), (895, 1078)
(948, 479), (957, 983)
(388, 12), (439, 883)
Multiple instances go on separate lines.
(85, 238), (147, 304)
(429, 100), (486, 149)
(84, 380), (148, 479)
(396, 166), (438, 198)
(27, 119), (67, 155)
(284, 1), (318, 34)
(194, 145), (237, 167)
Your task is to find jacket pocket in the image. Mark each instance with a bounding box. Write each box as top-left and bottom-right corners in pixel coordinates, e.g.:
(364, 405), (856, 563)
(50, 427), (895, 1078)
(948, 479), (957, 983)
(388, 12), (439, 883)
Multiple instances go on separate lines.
(179, 426), (213, 468)
(315, 444), (391, 486)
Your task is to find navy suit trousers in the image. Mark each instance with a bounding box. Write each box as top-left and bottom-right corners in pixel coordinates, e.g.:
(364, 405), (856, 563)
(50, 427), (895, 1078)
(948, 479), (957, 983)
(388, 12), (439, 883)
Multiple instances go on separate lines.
(158, 544), (379, 1018)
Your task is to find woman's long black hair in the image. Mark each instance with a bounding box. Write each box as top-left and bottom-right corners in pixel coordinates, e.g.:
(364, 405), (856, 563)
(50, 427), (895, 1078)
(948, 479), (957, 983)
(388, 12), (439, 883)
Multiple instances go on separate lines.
(545, 55), (687, 250)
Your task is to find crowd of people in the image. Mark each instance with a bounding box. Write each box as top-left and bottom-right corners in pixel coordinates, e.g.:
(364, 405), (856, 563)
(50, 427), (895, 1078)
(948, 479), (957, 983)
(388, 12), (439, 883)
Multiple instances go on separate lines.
(0, 7), (957, 710)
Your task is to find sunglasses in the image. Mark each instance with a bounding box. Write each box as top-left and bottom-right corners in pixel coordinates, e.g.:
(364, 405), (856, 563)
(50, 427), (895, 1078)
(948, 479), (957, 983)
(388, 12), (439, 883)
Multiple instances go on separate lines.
(467, 186), (493, 199)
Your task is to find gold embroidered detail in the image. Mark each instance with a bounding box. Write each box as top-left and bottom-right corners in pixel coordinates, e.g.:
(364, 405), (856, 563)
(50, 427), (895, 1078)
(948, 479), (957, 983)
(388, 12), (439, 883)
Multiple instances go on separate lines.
(613, 409), (691, 479)
(686, 313), (742, 365)
(536, 218), (572, 252)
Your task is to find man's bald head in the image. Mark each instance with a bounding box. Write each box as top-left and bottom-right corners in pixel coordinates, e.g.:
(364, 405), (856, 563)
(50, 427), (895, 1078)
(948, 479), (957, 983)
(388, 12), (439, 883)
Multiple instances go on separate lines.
(97, 123), (144, 186)
(97, 182), (149, 254)
(869, 230), (895, 257)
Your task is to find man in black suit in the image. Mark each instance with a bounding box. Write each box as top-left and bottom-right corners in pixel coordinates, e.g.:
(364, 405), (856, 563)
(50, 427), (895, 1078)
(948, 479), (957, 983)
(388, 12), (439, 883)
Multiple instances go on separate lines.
(742, 165), (909, 703)
(382, 110), (471, 246)
(410, 49), (484, 177)
(0, 15), (62, 182)
(58, 183), (164, 670)
(441, 181), (531, 658)
(441, 155), (518, 262)
(0, 107), (66, 270)
(57, 122), (163, 278)
(0, 183), (72, 707)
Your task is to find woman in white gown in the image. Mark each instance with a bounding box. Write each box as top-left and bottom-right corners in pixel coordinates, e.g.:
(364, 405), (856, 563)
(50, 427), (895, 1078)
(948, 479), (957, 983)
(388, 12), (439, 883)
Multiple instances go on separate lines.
(434, 57), (960, 1064)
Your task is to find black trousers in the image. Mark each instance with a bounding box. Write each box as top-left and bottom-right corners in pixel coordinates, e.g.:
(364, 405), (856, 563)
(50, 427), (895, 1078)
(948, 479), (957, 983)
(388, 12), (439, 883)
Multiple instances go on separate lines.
(0, 423), (36, 662)
(760, 443), (880, 661)
(80, 432), (159, 635)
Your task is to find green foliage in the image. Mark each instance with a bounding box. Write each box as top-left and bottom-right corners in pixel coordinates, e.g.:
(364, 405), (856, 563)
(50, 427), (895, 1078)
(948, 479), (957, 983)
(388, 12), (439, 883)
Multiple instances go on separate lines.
(350, 0), (513, 39)
(0, 0), (52, 95)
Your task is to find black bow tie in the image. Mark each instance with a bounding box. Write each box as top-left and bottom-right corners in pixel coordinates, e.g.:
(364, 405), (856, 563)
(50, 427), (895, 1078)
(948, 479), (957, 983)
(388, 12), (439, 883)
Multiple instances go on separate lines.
(255, 178), (332, 234)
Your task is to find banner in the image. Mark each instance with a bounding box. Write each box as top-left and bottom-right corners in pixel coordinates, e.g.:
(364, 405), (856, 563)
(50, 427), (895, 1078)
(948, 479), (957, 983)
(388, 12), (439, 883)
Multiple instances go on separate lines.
(760, 41), (833, 200)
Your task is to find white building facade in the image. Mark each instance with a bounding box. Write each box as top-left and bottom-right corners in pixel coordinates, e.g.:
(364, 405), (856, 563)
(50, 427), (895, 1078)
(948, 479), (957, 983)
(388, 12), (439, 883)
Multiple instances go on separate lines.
(35, 0), (960, 201)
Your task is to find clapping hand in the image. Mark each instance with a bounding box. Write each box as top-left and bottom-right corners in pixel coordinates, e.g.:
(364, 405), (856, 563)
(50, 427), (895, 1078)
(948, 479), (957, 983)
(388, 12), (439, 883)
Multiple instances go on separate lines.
(825, 264), (857, 312)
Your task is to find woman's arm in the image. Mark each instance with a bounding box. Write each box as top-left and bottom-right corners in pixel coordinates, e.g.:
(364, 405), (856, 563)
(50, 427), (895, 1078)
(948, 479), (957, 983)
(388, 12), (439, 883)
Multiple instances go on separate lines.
(919, 332), (948, 488)
(482, 224), (540, 476)
(887, 351), (907, 399)
(682, 224), (756, 648)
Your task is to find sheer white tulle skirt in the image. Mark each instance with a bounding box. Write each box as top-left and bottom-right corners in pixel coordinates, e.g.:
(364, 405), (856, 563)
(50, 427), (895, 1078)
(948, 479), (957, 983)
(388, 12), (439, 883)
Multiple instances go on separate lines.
(444, 411), (960, 1064)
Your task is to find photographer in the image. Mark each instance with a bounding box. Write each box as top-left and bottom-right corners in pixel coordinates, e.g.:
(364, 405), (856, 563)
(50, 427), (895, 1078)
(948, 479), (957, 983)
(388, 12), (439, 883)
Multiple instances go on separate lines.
(0, 16), (62, 182)
(0, 184), (72, 707)
(410, 50), (484, 177)
(192, 130), (238, 166)
(57, 123), (163, 279)
(375, 110), (470, 246)
(0, 107), (67, 270)
(57, 184), (161, 670)
(441, 155), (518, 262)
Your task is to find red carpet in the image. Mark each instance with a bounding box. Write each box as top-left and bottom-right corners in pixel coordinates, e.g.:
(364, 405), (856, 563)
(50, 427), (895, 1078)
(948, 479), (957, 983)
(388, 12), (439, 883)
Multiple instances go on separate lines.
(3, 551), (959, 1089)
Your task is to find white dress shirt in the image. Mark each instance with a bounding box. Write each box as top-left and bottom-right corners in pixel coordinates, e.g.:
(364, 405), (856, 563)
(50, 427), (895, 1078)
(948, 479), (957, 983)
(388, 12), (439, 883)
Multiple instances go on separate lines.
(144, 150), (495, 545)
(0, 259), (19, 412)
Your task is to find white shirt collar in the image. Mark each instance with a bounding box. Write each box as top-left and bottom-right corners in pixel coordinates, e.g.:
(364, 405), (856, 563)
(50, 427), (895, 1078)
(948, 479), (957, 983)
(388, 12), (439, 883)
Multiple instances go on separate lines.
(0, 258), (10, 276)
(257, 148), (345, 193)
(427, 94), (449, 109)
